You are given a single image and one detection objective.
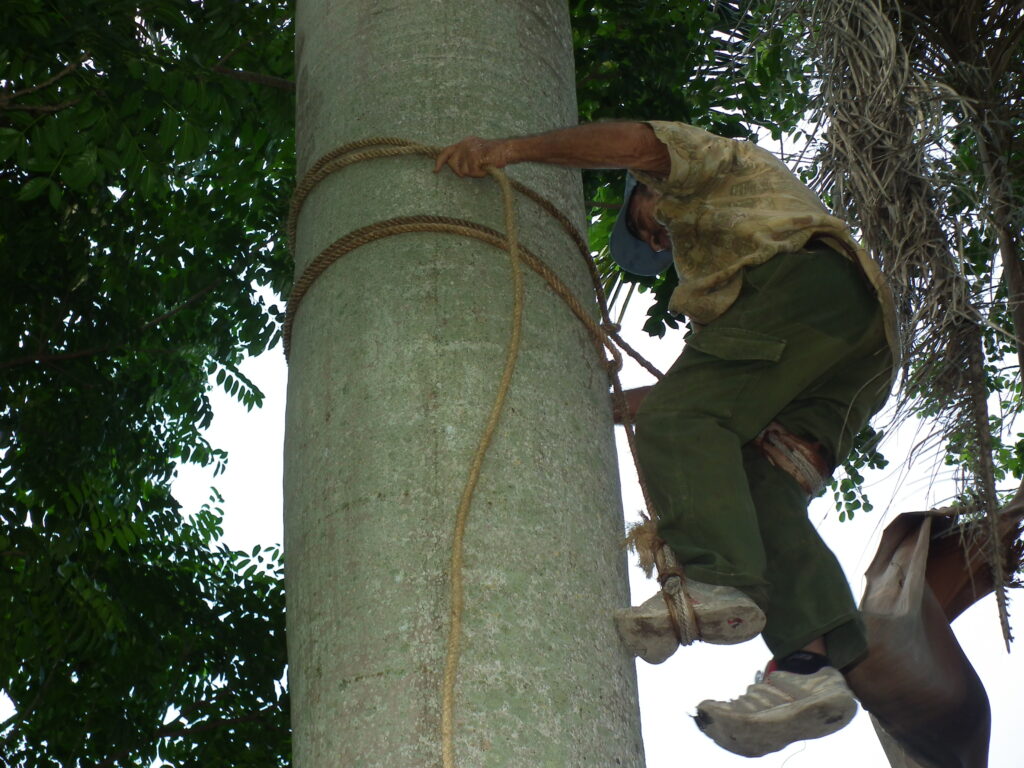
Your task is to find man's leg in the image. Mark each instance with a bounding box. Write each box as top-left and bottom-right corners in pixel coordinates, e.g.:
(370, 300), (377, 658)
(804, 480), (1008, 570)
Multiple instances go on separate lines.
(633, 246), (888, 600)
(691, 447), (864, 757)
(615, 407), (771, 662)
(619, 246), (892, 753)
(685, 252), (892, 756)
(745, 445), (866, 667)
(762, 329), (892, 670)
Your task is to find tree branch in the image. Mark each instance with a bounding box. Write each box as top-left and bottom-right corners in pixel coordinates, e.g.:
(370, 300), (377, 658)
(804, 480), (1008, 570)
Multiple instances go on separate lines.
(974, 124), (1024, 364)
(0, 54), (87, 103)
(140, 280), (222, 331)
(965, 323), (1013, 649)
(155, 709), (274, 740)
(211, 65), (294, 91)
(0, 344), (111, 370)
(1, 98), (82, 114)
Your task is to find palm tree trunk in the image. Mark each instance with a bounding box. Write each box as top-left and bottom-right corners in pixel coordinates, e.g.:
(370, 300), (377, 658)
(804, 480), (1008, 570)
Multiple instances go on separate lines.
(285, 2), (646, 766)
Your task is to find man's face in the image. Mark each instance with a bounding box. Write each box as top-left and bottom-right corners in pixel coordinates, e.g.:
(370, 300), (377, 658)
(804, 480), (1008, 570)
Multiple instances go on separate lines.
(627, 186), (672, 254)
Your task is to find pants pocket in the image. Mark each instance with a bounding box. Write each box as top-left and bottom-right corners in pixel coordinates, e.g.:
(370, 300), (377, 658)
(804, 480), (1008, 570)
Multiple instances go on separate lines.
(685, 325), (787, 363)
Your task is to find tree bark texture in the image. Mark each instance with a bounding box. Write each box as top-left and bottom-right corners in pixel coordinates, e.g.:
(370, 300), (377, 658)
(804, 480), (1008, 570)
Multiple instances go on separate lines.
(286, 2), (645, 767)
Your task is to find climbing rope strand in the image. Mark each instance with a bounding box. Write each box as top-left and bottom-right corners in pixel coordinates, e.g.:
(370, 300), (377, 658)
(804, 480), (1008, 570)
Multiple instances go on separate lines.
(606, 327), (665, 381)
(283, 215), (612, 363)
(607, 370), (659, 526)
(287, 138), (590, 261)
(287, 142), (431, 252)
(286, 138), (664, 768)
(440, 169), (524, 768)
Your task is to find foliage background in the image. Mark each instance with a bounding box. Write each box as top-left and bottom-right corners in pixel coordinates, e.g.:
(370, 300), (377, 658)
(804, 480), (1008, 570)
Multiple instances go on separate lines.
(2, 1), (293, 764)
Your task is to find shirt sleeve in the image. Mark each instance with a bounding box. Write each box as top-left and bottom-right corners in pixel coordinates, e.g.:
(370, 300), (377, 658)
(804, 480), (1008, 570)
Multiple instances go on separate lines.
(634, 121), (738, 198)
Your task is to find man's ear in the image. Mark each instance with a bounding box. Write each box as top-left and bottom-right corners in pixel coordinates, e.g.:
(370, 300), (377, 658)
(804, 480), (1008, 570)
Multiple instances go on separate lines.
(624, 189), (643, 238)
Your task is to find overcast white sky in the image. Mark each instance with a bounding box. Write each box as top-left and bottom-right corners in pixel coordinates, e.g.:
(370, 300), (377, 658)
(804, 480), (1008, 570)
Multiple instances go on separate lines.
(173, 291), (1020, 768)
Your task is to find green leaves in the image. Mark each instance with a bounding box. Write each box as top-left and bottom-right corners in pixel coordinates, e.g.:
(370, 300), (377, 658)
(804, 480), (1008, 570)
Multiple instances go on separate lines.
(1, 0), (293, 765)
(828, 426), (888, 522)
(14, 176), (55, 202)
(59, 147), (99, 191)
(0, 127), (23, 161)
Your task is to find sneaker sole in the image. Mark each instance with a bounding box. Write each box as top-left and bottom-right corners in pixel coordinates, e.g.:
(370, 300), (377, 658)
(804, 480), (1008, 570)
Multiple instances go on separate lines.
(688, 597), (765, 645)
(613, 605), (679, 664)
(695, 689), (857, 757)
(614, 594), (765, 664)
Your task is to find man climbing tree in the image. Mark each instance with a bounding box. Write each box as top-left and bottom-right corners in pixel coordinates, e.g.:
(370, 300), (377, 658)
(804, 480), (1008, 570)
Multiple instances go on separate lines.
(436, 120), (898, 757)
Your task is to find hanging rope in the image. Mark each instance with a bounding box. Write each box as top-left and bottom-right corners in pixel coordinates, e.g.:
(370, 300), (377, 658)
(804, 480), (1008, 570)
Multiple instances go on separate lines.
(286, 138), (665, 768)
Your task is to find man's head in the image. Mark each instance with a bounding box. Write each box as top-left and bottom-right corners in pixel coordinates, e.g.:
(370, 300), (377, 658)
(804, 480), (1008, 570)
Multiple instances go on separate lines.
(626, 182), (671, 254)
(609, 174), (673, 276)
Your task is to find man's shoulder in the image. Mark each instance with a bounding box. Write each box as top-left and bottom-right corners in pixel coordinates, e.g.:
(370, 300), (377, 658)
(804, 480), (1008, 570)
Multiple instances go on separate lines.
(646, 120), (722, 147)
(648, 122), (787, 169)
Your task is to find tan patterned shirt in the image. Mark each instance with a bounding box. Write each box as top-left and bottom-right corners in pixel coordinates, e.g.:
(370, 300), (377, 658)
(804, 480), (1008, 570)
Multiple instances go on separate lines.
(634, 121), (898, 357)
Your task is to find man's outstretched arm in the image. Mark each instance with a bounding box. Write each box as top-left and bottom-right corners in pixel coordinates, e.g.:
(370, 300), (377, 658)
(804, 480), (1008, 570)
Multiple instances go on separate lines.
(433, 122), (670, 178)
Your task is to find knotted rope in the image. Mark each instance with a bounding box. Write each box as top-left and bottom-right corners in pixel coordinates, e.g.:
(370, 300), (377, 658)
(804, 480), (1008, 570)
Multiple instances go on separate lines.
(655, 540), (699, 646)
(286, 137), (670, 767)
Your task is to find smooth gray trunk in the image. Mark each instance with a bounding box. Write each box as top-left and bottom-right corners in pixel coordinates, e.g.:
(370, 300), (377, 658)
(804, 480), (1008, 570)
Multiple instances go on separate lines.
(286, 2), (645, 765)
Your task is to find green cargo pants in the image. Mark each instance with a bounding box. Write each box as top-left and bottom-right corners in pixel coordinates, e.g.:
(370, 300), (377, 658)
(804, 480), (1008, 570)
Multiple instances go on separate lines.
(634, 245), (892, 670)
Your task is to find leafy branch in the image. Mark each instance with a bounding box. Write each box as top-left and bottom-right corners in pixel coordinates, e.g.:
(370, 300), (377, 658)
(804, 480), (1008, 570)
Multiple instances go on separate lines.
(0, 279), (224, 370)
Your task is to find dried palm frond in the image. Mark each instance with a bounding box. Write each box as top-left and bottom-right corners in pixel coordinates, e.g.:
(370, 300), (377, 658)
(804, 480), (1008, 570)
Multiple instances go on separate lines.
(773, 0), (1024, 648)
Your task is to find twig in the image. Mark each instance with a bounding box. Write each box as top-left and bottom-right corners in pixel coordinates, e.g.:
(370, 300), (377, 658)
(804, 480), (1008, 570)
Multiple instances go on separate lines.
(140, 281), (221, 331)
(155, 709), (273, 740)
(0, 344), (110, 370)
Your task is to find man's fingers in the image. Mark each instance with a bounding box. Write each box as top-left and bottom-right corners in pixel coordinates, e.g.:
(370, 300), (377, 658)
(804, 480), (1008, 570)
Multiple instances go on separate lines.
(452, 157), (470, 177)
(434, 145), (473, 177)
(434, 145), (455, 173)
(433, 138), (491, 178)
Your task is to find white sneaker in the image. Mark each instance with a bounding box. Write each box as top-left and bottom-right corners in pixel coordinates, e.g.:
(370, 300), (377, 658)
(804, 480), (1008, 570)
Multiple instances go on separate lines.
(694, 666), (858, 757)
(614, 581), (765, 664)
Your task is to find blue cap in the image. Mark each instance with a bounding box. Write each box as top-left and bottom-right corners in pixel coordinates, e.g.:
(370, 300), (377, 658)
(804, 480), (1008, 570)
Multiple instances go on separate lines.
(609, 173), (673, 277)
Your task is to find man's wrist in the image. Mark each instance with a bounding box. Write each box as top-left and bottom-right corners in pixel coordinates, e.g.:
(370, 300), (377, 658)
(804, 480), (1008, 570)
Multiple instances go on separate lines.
(502, 136), (531, 166)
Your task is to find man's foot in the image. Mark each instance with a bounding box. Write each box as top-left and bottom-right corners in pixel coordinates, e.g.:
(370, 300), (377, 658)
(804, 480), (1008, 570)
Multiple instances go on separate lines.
(693, 661), (857, 757)
(614, 581), (765, 664)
